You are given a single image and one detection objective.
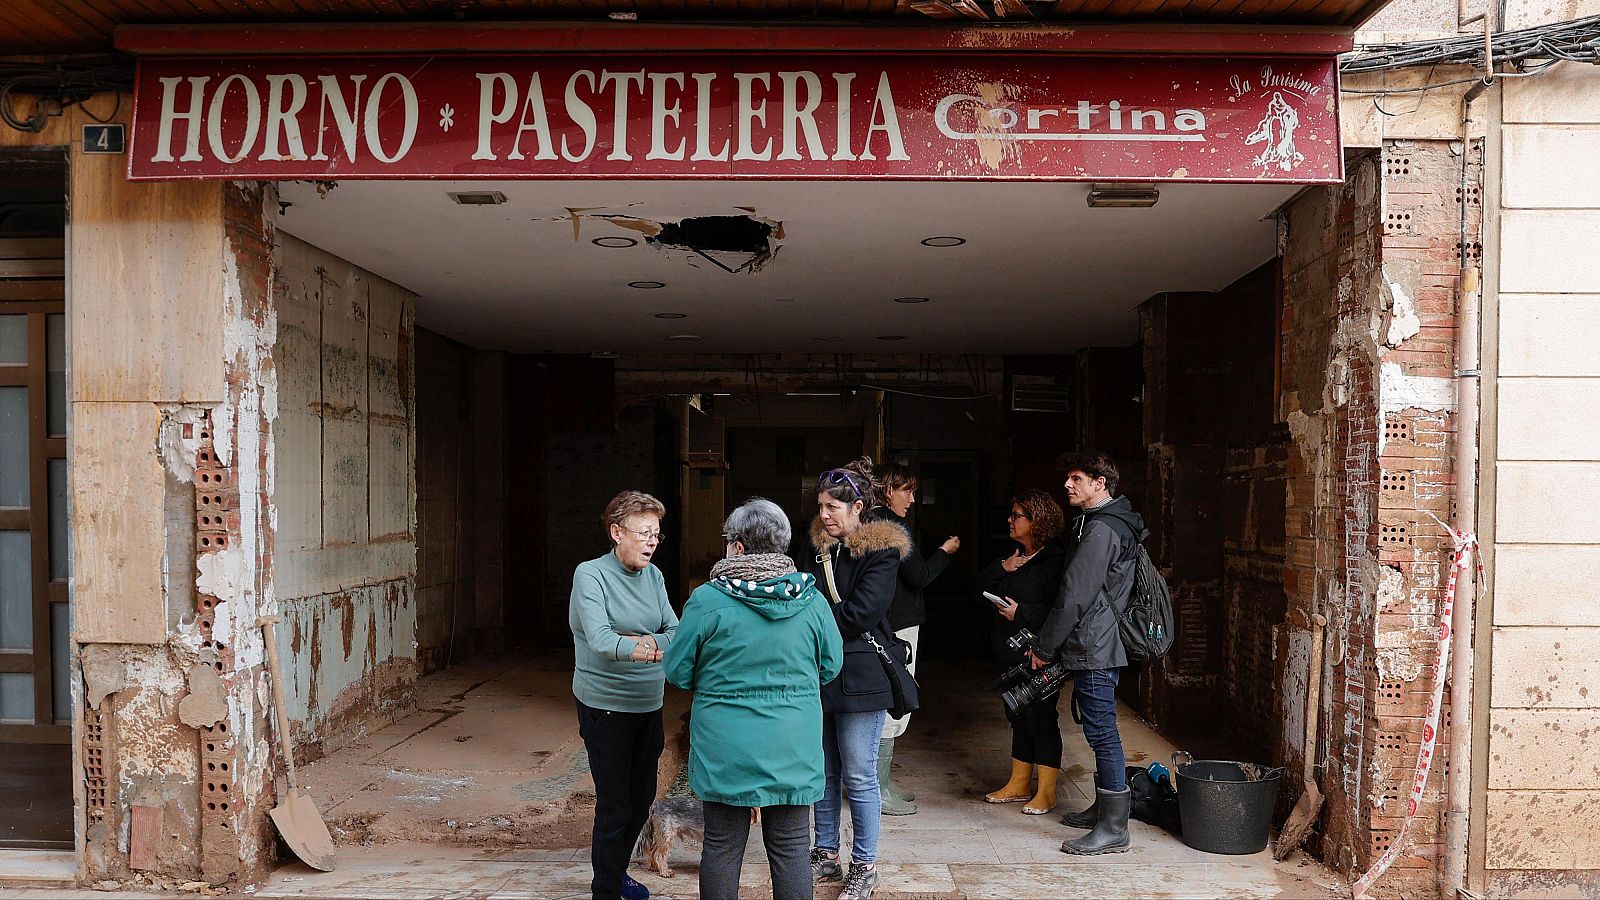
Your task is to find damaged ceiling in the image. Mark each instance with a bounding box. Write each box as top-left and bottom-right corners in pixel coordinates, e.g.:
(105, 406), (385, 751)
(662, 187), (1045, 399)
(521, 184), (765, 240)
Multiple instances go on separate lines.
(275, 179), (1297, 354)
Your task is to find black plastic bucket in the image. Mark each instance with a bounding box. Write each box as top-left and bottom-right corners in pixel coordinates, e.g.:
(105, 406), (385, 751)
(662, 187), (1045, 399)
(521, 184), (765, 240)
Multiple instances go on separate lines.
(1172, 752), (1283, 855)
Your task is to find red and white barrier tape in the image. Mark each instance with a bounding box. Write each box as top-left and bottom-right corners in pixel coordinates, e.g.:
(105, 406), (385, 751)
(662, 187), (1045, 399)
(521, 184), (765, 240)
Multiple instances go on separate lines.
(1351, 514), (1482, 899)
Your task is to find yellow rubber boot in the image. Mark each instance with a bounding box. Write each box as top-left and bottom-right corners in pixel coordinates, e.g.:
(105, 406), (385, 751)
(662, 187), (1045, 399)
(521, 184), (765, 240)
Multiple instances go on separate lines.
(985, 759), (1035, 804)
(1024, 766), (1060, 815)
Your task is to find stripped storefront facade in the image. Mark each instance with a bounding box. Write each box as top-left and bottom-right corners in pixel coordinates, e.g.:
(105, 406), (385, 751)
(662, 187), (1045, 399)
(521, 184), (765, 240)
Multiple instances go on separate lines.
(0, 4), (1597, 898)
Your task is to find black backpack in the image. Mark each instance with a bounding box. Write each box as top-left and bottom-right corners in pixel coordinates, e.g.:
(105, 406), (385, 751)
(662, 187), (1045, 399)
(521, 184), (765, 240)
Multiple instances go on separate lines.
(1093, 516), (1176, 663)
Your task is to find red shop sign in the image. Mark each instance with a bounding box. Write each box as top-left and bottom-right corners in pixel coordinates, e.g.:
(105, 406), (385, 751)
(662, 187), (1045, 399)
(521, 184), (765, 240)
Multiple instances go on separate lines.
(129, 55), (1341, 183)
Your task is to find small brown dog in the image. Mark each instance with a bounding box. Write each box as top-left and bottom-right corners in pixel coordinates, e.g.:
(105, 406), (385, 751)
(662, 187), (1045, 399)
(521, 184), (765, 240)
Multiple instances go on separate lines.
(633, 795), (704, 878)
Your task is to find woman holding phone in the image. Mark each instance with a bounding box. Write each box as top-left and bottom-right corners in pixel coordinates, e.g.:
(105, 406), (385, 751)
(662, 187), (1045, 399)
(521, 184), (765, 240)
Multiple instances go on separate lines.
(978, 489), (1067, 815)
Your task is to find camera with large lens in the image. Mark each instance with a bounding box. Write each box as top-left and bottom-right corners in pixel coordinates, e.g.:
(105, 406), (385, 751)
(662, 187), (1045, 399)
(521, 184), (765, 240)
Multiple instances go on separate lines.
(991, 628), (1071, 714)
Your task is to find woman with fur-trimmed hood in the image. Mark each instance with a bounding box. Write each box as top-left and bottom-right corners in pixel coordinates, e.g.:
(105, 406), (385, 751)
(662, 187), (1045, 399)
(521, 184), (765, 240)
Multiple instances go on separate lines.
(797, 457), (911, 900)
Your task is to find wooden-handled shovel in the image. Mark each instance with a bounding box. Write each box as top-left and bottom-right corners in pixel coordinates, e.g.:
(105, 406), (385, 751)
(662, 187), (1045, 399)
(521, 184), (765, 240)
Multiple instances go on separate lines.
(1274, 612), (1327, 860)
(258, 615), (337, 872)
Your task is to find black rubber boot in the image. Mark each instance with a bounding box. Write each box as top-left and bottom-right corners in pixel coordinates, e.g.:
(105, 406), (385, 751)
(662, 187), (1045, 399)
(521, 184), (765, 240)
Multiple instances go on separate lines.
(1059, 794), (1099, 829)
(1060, 788), (1131, 855)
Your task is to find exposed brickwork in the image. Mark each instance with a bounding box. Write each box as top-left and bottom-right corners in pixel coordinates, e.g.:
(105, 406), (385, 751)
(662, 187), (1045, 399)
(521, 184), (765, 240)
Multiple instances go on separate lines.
(208, 182), (282, 884)
(1279, 150), (1385, 879)
(1279, 142), (1479, 896)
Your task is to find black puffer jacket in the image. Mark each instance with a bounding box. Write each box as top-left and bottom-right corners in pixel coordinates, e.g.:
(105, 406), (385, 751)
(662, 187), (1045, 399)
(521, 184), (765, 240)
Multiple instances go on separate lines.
(1035, 496), (1145, 672)
(799, 516), (912, 714)
(980, 542), (1067, 665)
(868, 509), (951, 632)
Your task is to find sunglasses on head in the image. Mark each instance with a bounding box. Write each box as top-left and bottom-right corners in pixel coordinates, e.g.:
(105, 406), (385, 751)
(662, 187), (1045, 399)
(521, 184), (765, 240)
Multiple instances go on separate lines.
(819, 469), (865, 500)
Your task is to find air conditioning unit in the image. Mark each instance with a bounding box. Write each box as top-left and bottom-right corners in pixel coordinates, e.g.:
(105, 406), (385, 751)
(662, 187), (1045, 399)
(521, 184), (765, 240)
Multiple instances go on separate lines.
(1010, 374), (1071, 413)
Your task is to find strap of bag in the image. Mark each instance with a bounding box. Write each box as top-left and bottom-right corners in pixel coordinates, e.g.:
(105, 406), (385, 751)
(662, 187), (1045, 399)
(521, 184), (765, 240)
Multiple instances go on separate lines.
(819, 548), (845, 606)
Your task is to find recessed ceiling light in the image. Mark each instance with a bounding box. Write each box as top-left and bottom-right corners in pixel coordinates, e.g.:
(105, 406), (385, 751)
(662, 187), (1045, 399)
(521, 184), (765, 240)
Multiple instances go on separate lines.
(655, 312), (688, 319)
(666, 334), (703, 341)
(920, 236), (966, 247)
(594, 236), (638, 248)
(629, 281), (666, 289)
(448, 191), (507, 205)
(877, 335), (907, 341)
(893, 296), (930, 304)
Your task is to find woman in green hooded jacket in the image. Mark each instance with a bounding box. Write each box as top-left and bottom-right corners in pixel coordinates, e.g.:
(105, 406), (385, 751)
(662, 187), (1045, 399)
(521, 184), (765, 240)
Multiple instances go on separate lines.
(664, 498), (844, 900)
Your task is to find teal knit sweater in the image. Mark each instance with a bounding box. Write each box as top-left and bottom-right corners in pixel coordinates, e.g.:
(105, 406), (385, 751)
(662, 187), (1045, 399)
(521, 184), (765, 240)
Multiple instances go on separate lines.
(568, 552), (679, 713)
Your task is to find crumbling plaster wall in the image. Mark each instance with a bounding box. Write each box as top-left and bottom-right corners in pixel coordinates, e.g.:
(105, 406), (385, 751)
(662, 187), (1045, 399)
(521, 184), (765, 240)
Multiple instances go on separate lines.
(2, 97), (288, 887)
(1281, 142), (1478, 897)
(272, 232), (419, 761)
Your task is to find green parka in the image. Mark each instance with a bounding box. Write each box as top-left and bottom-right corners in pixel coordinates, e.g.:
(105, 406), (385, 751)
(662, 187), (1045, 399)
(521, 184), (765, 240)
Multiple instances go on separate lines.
(664, 571), (844, 807)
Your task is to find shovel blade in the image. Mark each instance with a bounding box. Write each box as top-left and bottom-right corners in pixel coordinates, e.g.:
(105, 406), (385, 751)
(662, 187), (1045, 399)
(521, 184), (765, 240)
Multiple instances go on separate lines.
(1273, 783), (1324, 860)
(269, 788), (337, 872)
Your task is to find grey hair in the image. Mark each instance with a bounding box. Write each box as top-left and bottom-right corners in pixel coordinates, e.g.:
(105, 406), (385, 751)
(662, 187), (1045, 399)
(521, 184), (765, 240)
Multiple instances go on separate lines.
(723, 498), (792, 555)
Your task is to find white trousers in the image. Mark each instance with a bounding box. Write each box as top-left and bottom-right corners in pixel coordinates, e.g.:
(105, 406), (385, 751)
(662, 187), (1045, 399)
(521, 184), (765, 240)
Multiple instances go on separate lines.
(880, 625), (921, 740)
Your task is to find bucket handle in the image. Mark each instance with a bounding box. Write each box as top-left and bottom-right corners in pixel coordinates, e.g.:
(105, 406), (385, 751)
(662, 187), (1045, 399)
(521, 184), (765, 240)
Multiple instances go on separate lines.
(1171, 750), (1194, 771)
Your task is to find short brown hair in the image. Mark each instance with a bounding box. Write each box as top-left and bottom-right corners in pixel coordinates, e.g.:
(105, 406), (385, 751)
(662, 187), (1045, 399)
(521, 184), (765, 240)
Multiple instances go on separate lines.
(1059, 451), (1120, 495)
(602, 490), (666, 542)
(1012, 489), (1066, 546)
(873, 461), (918, 506)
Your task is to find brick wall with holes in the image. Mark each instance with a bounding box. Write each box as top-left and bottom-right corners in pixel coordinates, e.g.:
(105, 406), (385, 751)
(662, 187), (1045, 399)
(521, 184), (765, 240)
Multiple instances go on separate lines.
(1363, 139), (1479, 897)
(194, 182), (281, 884)
(1279, 142), (1478, 894)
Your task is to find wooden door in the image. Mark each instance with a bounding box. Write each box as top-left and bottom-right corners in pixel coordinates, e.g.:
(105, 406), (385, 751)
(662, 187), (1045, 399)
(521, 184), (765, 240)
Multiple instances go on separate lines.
(0, 214), (72, 847)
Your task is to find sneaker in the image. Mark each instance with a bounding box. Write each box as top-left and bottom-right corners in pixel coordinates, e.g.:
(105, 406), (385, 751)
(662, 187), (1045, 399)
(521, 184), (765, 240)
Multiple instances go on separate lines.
(620, 873), (649, 900)
(838, 862), (879, 900)
(810, 847), (843, 882)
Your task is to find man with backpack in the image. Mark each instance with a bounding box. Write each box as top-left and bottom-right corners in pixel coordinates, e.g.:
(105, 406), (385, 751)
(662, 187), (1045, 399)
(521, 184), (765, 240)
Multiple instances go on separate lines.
(1026, 451), (1147, 857)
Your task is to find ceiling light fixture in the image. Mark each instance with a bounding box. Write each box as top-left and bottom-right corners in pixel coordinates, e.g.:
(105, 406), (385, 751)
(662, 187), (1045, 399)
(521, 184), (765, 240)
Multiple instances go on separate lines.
(920, 236), (966, 247)
(448, 191), (507, 205)
(628, 280), (666, 289)
(654, 312), (688, 319)
(893, 296), (930, 304)
(666, 334), (703, 341)
(1086, 183), (1159, 208)
(593, 236), (638, 248)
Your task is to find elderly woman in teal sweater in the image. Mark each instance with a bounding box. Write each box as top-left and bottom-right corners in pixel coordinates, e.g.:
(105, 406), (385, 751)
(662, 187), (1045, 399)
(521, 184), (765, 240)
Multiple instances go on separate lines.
(664, 498), (844, 900)
(570, 490), (679, 900)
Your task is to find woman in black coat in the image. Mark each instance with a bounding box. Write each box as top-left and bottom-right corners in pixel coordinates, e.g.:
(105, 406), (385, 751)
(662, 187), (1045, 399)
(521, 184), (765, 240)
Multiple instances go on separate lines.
(867, 462), (960, 816)
(798, 457), (910, 900)
(979, 489), (1068, 815)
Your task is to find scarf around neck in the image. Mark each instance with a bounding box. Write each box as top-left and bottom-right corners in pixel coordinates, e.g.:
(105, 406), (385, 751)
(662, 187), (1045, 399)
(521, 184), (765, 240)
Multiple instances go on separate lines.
(709, 552), (796, 583)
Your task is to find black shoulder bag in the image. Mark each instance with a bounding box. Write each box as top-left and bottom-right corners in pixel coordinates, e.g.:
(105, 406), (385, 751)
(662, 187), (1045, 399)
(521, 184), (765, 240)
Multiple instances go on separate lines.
(819, 548), (920, 720)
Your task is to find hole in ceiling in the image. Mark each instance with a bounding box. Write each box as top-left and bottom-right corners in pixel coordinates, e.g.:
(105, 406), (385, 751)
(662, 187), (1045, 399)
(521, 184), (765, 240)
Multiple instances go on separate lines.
(577, 211), (783, 274)
(593, 236), (638, 248)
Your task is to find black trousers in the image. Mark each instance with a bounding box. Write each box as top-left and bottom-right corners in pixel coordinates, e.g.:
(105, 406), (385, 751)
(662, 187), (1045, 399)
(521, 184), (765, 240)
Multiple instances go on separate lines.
(577, 699), (665, 900)
(1004, 688), (1063, 768)
(700, 801), (813, 900)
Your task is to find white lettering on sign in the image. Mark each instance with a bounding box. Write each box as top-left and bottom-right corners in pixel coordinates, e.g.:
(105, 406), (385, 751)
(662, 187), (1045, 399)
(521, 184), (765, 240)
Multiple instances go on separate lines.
(934, 92), (1208, 142)
(151, 71), (421, 165)
(145, 66), (914, 168)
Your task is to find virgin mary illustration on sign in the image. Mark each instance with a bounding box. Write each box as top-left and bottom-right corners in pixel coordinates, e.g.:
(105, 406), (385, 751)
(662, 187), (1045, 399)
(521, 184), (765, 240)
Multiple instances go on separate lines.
(1245, 91), (1307, 173)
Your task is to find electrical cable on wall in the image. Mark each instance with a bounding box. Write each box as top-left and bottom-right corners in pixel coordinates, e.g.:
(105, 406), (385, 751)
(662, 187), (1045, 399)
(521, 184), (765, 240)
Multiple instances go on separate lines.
(1343, 13), (1600, 73)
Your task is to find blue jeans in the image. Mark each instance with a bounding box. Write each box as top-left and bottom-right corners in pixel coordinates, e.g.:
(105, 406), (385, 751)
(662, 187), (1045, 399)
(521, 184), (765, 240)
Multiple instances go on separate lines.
(1070, 669), (1126, 792)
(814, 709), (886, 864)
